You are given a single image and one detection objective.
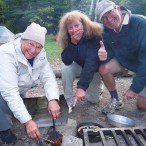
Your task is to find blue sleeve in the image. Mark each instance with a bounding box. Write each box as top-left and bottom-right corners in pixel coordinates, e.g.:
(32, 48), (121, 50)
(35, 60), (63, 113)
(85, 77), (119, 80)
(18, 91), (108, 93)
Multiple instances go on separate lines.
(77, 38), (101, 90)
(61, 43), (77, 65)
(130, 16), (146, 93)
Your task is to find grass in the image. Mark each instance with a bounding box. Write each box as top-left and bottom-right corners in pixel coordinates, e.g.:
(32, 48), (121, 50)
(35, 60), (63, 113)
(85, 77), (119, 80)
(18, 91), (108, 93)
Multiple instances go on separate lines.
(44, 35), (62, 61)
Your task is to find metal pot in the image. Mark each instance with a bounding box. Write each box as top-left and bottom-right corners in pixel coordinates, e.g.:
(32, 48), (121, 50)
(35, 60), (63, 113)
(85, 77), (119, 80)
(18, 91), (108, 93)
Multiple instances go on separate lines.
(107, 113), (135, 127)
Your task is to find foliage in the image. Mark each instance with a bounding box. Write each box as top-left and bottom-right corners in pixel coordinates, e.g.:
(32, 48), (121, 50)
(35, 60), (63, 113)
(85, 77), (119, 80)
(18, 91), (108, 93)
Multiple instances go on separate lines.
(71, 0), (91, 18)
(0, 0), (146, 35)
(45, 35), (61, 60)
(115, 0), (146, 15)
(3, 0), (71, 34)
(0, 0), (6, 24)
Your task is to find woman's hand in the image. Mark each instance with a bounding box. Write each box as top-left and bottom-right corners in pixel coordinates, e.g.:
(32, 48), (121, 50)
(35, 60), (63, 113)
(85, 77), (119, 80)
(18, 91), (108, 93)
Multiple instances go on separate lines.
(48, 100), (60, 120)
(71, 29), (84, 44)
(73, 88), (86, 107)
(24, 120), (41, 140)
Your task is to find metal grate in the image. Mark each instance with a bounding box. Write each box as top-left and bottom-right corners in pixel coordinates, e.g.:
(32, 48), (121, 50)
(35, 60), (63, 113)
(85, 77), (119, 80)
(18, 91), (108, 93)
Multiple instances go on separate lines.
(83, 127), (146, 146)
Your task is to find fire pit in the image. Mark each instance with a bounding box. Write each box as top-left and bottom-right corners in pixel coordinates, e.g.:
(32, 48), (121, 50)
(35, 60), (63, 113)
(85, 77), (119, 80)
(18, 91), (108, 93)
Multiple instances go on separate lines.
(76, 122), (103, 146)
(83, 126), (146, 146)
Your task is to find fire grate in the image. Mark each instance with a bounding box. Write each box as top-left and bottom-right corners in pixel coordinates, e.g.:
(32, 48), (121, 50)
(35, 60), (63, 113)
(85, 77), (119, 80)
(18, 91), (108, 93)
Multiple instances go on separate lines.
(83, 126), (146, 146)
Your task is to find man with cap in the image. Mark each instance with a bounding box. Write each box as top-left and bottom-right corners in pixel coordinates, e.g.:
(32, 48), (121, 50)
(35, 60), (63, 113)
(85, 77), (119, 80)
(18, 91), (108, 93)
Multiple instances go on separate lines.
(0, 22), (60, 144)
(95, 0), (146, 114)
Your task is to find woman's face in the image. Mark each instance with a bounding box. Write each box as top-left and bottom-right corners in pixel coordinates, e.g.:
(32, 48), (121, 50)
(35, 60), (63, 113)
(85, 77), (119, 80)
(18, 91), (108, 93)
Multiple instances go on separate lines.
(67, 20), (84, 36)
(21, 40), (43, 59)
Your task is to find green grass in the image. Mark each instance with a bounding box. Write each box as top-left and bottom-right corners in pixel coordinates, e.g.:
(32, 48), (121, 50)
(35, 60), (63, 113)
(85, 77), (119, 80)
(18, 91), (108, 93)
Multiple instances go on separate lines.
(44, 35), (62, 61)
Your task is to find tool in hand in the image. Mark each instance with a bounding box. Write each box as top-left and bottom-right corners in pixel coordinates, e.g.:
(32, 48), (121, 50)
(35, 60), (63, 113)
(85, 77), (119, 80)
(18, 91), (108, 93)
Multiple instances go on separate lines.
(47, 118), (60, 141)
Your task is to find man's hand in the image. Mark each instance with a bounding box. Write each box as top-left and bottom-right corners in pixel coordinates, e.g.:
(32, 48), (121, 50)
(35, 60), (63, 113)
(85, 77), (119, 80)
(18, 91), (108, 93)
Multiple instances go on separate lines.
(71, 29), (83, 44)
(24, 120), (41, 140)
(98, 41), (107, 61)
(48, 100), (60, 120)
(123, 89), (138, 101)
(73, 88), (86, 107)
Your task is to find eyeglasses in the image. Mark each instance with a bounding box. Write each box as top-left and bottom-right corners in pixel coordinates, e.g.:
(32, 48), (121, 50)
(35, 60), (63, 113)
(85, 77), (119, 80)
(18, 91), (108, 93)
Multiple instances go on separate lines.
(101, 8), (117, 24)
(26, 40), (43, 52)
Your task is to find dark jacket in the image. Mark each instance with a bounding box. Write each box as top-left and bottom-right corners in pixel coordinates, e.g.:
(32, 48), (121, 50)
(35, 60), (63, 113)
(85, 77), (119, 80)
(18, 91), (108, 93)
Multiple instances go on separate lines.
(104, 6), (146, 93)
(61, 36), (101, 91)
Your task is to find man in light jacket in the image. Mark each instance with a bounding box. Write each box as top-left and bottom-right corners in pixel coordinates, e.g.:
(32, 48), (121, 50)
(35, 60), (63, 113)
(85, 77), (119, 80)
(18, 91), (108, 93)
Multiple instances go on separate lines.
(0, 22), (60, 144)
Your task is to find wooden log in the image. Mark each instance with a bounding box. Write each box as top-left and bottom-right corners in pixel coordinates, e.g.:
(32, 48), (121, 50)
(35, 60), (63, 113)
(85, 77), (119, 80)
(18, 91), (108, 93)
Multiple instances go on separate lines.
(53, 69), (80, 78)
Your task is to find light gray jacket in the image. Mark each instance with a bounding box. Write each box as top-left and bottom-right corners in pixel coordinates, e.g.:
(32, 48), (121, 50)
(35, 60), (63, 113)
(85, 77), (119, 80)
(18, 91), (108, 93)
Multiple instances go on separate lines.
(0, 37), (59, 124)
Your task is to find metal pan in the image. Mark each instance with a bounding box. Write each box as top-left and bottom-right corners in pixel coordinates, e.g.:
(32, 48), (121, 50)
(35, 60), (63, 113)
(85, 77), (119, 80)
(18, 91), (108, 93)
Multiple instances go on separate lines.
(107, 113), (135, 127)
(34, 94), (68, 127)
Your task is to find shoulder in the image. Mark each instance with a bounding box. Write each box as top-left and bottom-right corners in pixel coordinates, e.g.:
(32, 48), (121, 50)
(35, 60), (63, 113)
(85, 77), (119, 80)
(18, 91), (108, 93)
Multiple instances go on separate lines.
(130, 14), (146, 25)
(85, 37), (101, 43)
(84, 37), (101, 50)
(0, 41), (15, 54)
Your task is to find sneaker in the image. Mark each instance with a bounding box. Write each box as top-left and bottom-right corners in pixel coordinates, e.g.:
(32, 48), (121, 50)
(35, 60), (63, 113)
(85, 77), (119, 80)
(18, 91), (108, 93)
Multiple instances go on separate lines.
(102, 98), (124, 114)
(0, 129), (17, 144)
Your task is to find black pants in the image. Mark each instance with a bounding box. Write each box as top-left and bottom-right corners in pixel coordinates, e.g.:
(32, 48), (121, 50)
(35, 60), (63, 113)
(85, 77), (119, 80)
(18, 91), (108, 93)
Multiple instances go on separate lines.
(0, 94), (13, 131)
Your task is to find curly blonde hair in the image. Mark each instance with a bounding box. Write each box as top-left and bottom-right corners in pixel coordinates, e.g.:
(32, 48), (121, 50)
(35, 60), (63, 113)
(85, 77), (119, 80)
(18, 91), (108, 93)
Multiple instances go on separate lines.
(57, 10), (102, 48)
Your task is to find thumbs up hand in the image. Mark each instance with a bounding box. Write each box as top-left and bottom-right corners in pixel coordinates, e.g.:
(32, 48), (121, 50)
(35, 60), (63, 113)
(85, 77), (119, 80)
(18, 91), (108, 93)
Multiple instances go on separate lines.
(98, 41), (107, 61)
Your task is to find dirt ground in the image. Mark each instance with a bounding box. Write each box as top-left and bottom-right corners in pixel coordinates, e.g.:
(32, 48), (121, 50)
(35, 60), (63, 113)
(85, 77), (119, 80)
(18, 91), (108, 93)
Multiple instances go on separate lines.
(1, 60), (146, 146)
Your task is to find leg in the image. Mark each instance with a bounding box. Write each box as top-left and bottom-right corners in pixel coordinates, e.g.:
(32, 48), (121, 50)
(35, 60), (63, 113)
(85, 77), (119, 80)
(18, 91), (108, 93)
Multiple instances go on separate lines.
(0, 94), (13, 131)
(136, 87), (146, 110)
(86, 72), (103, 103)
(99, 59), (124, 114)
(99, 59), (124, 91)
(61, 62), (81, 107)
(0, 94), (17, 144)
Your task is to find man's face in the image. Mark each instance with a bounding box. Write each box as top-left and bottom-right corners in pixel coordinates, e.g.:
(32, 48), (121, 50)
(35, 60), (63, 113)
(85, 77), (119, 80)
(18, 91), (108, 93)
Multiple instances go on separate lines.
(101, 7), (123, 30)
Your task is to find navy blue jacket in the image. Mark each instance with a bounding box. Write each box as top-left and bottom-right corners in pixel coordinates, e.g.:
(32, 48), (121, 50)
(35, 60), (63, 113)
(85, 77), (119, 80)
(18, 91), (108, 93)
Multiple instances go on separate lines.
(104, 7), (146, 93)
(61, 36), (101, 91)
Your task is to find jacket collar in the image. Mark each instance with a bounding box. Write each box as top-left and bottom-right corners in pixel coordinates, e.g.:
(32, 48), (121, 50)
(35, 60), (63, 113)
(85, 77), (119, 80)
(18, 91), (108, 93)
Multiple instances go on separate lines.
(13, 36), (28, 66)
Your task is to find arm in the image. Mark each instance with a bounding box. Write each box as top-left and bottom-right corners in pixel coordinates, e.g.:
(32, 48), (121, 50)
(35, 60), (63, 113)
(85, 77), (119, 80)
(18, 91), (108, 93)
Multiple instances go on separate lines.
(61, 29), (83, 65)
(73, 38), (101, 106)
(0, 51), (32, 124)
(61, 43), (77, 65)
(77, 38), (101, 90)
(130, 18), (146, 93)
(38, 49), (60, 119)
(0, 48), (42, 140)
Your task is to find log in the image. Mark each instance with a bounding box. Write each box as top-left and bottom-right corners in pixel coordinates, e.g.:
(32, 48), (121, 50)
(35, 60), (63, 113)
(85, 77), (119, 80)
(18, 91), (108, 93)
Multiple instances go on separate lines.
(53, 69), (80, 78)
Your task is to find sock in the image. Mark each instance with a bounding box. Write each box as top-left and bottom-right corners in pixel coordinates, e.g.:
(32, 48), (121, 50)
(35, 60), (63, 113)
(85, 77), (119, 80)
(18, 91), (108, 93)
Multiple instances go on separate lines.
(109, 90), (119, 100)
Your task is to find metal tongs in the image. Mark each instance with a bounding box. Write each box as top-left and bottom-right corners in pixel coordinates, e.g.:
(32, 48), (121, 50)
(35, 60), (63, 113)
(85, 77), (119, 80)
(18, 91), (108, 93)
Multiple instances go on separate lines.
(48, 118), (60, 140)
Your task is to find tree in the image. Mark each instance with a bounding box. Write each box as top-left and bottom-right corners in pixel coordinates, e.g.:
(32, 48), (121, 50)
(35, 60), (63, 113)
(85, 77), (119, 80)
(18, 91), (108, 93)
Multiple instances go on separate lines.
(0, 0), (7, 24)
(2, 0), (146, 34)
(3, 0), (72, 34)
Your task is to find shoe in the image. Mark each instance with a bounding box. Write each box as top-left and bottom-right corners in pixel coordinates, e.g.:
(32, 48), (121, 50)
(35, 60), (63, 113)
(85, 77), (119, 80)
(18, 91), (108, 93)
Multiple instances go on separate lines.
(68, 106), (72, 114)
(102, 98), (124, 114)
(0, 129), (17, 144)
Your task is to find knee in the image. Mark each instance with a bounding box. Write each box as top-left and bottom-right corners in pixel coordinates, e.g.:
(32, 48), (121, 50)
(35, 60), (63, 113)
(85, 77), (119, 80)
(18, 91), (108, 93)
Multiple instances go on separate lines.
(62, 66), (72, 76)
(136, 96), (146, 110)
(99, 63), (110, 76)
